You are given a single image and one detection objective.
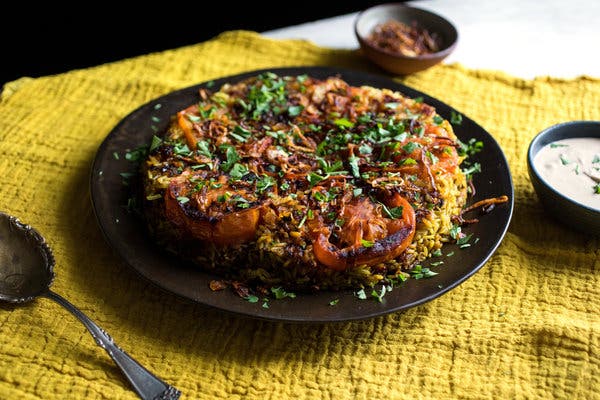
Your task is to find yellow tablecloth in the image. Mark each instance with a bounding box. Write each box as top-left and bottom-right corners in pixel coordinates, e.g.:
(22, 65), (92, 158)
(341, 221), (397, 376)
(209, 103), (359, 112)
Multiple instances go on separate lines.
(0, 31), (598, 399)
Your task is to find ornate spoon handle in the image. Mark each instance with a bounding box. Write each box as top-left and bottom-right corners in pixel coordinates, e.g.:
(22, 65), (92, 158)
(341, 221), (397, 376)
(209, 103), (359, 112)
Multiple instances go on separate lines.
(43, 290), (181, 400)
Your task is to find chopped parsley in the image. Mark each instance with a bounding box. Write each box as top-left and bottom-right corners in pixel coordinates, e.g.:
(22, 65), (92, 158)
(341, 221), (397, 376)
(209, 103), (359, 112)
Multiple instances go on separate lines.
(173, 143), (192, 156)
(371, 286), (387, 302)
(149, 135), (163, 152)
(256, 174), (275, 193)
(348, 155), (360, 178)
(197, 140), (213, 158)
(271, 287), (296, 299)
(399, 158), (417, 166)
(449, 224), (461, 240)
(402, 142), (420, 154)
(334, 117), (355, 129)
(125, 146), (148, 161)
(288, 105), (304, 117)
(219, 145), (239, 172)
(361, 239), (374, 248)
(409, 264), (438, 279)
(245, 295), (259, 303)
(229, 163), (249, 180)
(462, 162), (482, 178)
(450, 111), (463, 125)
(229, 125), (252, 142)
(380, 203), (403, 219)
(240, 72), (288, 120)
(458, 138), (484, 157)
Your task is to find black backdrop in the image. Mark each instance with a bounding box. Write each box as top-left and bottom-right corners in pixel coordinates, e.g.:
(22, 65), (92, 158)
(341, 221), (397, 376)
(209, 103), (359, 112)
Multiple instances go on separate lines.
(1, 1), (405, 85)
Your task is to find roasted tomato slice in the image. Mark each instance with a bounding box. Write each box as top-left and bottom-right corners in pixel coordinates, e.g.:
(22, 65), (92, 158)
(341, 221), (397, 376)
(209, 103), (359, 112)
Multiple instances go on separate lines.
(312, 193), (416, 271)
(164, 177), (260, 246)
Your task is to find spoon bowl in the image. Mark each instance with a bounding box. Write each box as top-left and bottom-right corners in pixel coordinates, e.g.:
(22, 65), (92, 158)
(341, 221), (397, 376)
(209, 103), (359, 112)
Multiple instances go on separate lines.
(0, 212), (54, 302)
(0, 211), (181, 400)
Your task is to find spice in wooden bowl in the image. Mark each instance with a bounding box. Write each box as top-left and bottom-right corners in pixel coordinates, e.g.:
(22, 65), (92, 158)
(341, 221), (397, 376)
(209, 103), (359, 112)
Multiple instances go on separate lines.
(366, 20), (440, 57)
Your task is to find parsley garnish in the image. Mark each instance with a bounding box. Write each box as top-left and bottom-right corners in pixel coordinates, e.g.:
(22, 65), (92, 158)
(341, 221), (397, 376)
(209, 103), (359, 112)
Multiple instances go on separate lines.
(451, 111), (463, 125)
(462, 162), (481, 178)
(229, 163), (248, 180)
(307, 172), (326, 187)
(271, 287), (296, 299)
(197, 140), (212, 158)
(245, 295), (259, 303)
(449, 224), (461, 239)
(348, 155), (360, 178)
(229, 125), (252, 142)
(173, 143), (192, 156)
(361, 239), (374, 248)
(458, 138), (484, 157)
(409, 264), (438, 279)
(402, 142), (420, 154)
(149, 135), (162, 152)
(242, 73), (288, 120)
(399, 158), (417, 166)
(256, 174), (275, 193)
(371, 286), (387, 302)
(426, 150), (439, 164)
(334, 118), (355, 129)
(288, 105), (304, 117)
(457, 233), (474, 247)
(359, 143), (373, 155)
(219, 145), (239, 172)
(125, 146), (148, 161)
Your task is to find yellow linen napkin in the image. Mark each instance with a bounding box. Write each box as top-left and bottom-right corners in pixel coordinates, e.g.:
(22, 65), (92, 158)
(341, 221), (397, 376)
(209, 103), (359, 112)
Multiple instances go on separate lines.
(0, 30), (598, 400)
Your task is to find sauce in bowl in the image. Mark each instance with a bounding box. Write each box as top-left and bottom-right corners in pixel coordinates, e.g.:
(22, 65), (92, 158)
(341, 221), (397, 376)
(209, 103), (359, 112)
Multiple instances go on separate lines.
(533, 137), (600, 210)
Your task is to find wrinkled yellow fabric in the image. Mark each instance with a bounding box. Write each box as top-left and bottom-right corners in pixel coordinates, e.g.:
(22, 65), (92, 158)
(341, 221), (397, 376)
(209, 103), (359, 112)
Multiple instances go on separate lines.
(0, 31), (598, 400)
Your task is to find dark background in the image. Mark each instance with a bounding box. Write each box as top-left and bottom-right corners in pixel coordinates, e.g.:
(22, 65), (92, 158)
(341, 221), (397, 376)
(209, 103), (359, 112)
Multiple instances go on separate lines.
(1, 2), (402, 85)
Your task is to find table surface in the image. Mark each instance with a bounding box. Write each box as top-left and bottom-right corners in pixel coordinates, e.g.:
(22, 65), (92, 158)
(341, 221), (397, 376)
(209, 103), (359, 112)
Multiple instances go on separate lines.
(264, 0), (600, 79)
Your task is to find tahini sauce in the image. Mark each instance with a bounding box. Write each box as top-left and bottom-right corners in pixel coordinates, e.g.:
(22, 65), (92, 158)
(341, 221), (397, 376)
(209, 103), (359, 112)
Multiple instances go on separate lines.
(533, 137), (600, 210)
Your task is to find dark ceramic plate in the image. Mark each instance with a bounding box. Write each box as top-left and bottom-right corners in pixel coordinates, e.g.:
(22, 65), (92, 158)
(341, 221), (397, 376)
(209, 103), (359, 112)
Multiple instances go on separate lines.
(90, 66), (513, 323)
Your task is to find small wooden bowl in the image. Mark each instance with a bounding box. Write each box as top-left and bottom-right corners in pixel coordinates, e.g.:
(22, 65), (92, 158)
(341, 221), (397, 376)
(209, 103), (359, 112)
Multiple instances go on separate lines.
(355, 3), (458, 75)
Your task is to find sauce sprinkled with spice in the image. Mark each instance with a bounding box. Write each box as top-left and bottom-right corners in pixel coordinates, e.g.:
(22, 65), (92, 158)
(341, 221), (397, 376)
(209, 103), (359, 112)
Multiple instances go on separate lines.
(533, 137), (600, 210)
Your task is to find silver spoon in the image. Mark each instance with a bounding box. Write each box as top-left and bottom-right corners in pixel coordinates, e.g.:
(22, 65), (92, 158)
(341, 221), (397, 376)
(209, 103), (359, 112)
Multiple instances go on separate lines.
(0, 211), (181, 400)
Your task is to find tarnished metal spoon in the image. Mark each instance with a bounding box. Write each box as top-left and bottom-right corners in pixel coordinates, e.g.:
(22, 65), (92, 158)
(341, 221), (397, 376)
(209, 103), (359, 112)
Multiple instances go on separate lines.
(0, 211), (181, 400)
